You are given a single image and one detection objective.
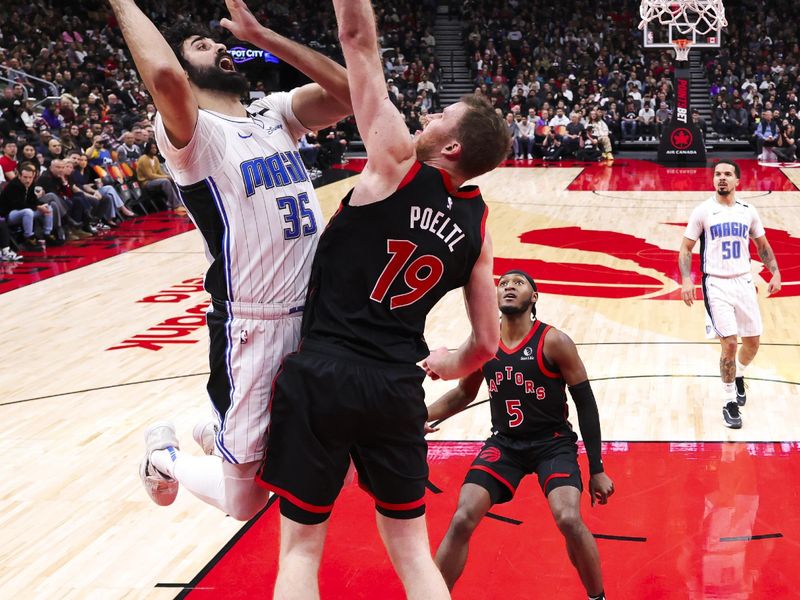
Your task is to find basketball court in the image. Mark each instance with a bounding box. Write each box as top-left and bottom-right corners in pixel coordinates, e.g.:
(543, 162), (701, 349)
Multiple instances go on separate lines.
(1, 157), (798, 598)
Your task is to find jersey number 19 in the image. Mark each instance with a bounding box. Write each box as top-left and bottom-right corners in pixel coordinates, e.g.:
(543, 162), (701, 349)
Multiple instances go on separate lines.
(370, 239), (444, 309)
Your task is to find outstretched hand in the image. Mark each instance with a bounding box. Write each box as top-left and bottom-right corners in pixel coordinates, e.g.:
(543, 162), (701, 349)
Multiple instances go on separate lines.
(220, 0), (263, 42)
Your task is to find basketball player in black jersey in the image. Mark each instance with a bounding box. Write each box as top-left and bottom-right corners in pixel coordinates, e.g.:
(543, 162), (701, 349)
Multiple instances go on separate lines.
(257, 1), (510, 598)
(427, 270), (614, 600)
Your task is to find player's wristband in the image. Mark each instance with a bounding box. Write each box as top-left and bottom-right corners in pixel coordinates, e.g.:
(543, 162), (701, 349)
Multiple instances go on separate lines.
(569, 380), (604, 475)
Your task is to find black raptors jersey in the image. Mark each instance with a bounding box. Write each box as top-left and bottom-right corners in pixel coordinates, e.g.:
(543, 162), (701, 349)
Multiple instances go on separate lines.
(302, 161), (487, 363)
(482, 320), (572, 439)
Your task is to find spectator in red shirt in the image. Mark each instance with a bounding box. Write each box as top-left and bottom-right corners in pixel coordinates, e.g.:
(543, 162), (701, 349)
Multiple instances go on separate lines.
(0, 141), (19, 180)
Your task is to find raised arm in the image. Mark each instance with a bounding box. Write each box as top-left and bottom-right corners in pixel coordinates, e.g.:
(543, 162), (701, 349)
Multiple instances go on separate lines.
(422, 232), (499, 380)
(679, 236), (697, 306)
(753, 234), (781, 295)
(107, 0), (197, 149)
(332, 0), (416, 189)
(220, 0), (351, 130)
(425, 370), (484, 426)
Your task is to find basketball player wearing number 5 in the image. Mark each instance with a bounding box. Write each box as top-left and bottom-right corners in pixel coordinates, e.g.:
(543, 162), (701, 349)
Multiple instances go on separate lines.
(679, 160), (781, 429)
(257, 1), (510, 597)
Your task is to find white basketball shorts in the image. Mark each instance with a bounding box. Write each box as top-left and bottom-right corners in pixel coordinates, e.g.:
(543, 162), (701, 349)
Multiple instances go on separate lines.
(702, 273), (763, 339)
(206, 299), (303, 463)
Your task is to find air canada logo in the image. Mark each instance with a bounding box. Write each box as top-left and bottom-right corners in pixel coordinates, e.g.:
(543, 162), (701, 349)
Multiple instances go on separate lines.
(671, 128), (693, 149)
(478, 447), (502, 463)
(494, 225), (800, 299)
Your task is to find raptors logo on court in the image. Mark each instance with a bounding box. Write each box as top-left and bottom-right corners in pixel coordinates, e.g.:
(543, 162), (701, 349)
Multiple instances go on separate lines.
(495, 225), (800, 299)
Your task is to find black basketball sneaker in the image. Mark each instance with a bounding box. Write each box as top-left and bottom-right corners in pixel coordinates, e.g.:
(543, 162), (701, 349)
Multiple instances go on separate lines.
(735, 376), (747, 406)
(723, 401), (742, 429)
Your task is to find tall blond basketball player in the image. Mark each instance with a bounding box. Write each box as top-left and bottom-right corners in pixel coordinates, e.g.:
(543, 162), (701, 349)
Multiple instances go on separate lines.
(679, 160), (781, 429)
(107, 0), (351, 519)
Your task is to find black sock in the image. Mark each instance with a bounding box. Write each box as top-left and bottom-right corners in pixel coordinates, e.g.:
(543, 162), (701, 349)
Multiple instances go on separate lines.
(735, 376), (745, 395)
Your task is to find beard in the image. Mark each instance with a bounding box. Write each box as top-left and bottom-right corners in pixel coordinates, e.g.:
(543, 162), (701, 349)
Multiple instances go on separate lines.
(414, 130), (440, 162)
(499, 300), (536, 318)
(184, 62), (250, 97)
(499, 304), (527, 315)
(717, 186), (731, 196)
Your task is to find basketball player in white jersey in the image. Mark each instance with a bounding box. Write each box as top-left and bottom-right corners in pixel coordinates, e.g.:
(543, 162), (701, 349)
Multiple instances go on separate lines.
(679, 160), (781, 428)
(108, 0), (351, 519)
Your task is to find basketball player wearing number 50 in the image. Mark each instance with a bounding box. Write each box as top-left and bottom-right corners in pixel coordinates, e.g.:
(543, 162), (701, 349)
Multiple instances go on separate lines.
(679, 160), (781, 429)
(108, 0), (351, 519)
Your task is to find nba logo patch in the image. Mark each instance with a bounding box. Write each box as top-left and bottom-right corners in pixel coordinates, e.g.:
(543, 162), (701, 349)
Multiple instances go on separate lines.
(705, 325), (712, 336)
(240, 329), (248, 344)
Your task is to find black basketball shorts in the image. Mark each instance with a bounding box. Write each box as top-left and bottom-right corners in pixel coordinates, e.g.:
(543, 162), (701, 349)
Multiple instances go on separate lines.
(257, 340), (429, 524)
(463, 431), (583, 505)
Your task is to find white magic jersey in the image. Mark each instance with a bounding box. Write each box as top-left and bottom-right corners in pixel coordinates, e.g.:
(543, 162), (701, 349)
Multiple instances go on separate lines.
(684, 196), (765, 278)
(155, 90), (322, 305)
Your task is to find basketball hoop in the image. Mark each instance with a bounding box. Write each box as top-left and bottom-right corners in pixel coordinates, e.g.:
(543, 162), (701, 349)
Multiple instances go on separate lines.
(672, 38), (693, 61)
(638, 0), (727, 36)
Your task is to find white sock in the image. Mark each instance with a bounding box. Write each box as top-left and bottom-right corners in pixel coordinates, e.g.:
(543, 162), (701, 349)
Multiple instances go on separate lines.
(723, 381), (736, 402)
(150, 447), (179, 478)
(736, 360), (747, 378)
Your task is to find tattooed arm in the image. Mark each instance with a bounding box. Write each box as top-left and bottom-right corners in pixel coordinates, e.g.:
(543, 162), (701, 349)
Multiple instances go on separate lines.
(679, 237), (698, 306)
(753, 235), (781, 295)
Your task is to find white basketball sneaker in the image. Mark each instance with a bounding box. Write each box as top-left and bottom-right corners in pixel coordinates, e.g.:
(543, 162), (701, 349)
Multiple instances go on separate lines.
(139, 421), (180, 506)
(192, 420), (218, 456)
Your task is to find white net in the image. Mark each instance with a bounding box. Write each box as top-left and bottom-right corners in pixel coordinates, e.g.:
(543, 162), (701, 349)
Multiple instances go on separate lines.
(673, 39), (692, 60)
(638, 0), (727, 36)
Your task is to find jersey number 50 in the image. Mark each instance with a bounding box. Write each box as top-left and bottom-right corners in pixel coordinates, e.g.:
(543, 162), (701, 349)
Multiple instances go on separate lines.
(721, 240), (741, 260)
(370, 239), (444, 309)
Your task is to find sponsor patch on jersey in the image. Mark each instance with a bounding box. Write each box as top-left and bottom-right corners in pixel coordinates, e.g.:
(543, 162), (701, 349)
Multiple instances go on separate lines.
(521, 346), (535, 360)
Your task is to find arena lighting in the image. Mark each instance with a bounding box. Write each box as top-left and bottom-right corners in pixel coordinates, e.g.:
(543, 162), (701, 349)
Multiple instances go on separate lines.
(229, 46), (279, 64)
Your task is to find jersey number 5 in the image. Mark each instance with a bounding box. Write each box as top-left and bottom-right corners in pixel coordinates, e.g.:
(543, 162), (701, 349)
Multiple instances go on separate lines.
(370, 240), (444, 309)
(505, 399), (524, 428)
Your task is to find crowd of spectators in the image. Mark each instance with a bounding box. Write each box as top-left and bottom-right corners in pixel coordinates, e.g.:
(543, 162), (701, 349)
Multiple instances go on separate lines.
(700, 0), (799, 160)
(456, 0), (677, 155)
(2, 0), (799, 260)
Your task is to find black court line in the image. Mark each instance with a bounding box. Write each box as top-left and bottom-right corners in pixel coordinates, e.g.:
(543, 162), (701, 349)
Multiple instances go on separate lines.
(9, 345), (799, 409)
(0, 372), (210, 407)
(160, 494), (279, 597)
(720, 533), (783, 542)
(426, 479), (443, 494)
(593, 533), (647, 542)
(589, 374), (800, 387)
(575, 341), (800, 348)
(486, 512), (523, 526)
(592, 190), (774, 202)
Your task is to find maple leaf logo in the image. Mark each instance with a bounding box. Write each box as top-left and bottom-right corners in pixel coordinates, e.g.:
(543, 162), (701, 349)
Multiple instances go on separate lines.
(671, 128), (693, 149)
